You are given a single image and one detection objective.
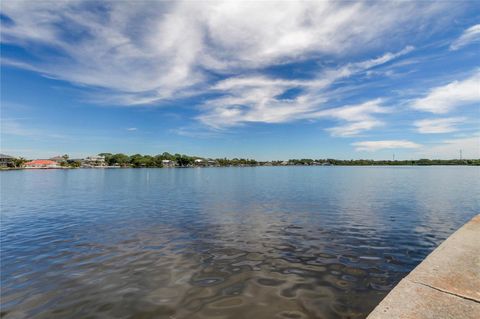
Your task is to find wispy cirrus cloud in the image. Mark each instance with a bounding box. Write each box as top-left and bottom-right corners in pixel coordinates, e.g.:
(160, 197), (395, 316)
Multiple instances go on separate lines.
(414, 117), (466, 134)
(327, 120), (384, 137)
(3, 0), (478, 161)
(312, 99), (390, 137)
(411, 72), (480, 113)
(353, 140), (421, 151)
(450, 24), (480, 50)
(1, 0), (453, 107)
(197, 47), (408, 131)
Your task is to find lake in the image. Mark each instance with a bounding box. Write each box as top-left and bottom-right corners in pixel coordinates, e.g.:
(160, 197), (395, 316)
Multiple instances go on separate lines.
(1, 167), (479, 319)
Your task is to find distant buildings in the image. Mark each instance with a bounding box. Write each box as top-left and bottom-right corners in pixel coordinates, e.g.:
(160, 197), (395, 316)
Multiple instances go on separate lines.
(194, 159), (206, 166)
(3, 153), (479, 169)
(24, 159), (61, 169)
(161, 159), (176, 167)
(82, 155), (106, 167)
(0, 154), (15, 167)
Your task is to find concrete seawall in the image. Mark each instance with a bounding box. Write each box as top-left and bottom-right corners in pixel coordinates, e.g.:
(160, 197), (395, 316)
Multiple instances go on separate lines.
(367, 214), (480, 319)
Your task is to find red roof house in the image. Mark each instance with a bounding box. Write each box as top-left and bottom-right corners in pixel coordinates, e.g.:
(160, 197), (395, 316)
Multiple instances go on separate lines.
(24, 160), (61, 168)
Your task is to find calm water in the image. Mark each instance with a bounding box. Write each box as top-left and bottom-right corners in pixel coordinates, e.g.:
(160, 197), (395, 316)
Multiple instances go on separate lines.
(1, 167), (479, 319)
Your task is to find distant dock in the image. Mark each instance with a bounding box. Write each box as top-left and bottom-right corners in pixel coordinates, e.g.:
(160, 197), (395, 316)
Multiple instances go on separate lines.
(367, 214), (480, 319)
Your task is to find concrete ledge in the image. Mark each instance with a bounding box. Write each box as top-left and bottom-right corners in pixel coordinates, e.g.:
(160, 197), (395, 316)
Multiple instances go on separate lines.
(367, 214), (480, 319)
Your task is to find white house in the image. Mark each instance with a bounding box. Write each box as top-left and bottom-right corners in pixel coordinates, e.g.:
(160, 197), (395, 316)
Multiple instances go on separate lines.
(83, 155), (106, 167)
(0, 154), (15, 167)
(161, 159), (176, 167)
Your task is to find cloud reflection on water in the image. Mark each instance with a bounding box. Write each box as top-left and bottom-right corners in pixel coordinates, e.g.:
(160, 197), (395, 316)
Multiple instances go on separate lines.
(1, 167), (478, 318)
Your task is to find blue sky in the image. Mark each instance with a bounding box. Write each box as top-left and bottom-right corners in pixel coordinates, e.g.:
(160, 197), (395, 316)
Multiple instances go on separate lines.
(1, 1), (479, 160)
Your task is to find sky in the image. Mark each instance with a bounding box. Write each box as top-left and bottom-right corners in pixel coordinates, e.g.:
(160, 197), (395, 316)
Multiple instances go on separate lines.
(1, 1), (479, 160)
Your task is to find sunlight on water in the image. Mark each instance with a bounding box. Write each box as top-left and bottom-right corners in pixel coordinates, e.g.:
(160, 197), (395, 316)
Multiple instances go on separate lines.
(1, 167), (479, 318)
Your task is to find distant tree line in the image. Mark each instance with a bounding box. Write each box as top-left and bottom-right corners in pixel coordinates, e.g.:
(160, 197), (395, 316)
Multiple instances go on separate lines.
(95, 153), (479, 167)
(98, 152), (259, 167)
(4, 153), (479, 169)
(99, 152), (178, 167)
(215, 158), (258, 166)
(58, 154), (81, 168)
(286, 158), (480, 166)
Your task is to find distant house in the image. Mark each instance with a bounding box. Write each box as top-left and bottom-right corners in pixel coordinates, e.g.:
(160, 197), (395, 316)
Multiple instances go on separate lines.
(194, 158), (207, 167)
(24, 160), (61, 169)
(82, 155), (106, 167)
(0, 154), (16, 167)
(161, 159), (176, 167)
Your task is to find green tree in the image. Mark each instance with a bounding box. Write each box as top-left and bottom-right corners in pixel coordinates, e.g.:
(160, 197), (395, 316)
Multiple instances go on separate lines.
(13, 157), (27, 168)
(109, 153), (130, 166)
(98, 153), (112, 165)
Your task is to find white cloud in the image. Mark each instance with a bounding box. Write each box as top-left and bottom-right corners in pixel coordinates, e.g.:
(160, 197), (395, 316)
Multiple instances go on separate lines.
(411, 72), (480, 113)
(417, 135), (480, 159)
(197, 48), (404, 131)
(450, 24), (480, 50)
(197, 90), (390, 134)
(327, 120), (384, 137)
(312, 99), (389, 137)
(126, 127), (137, 131)
(414, 117), (466, 134)
(1, 1), (454, 105)
(353, 140), (421, 151)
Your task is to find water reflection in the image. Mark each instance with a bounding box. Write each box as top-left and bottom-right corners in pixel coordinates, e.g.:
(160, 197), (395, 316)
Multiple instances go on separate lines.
(1, 167), (479, 318)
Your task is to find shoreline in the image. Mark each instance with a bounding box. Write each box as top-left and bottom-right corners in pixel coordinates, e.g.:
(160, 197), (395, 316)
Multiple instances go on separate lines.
(1, 164), (479, 171)
(367, 215), (480, 318)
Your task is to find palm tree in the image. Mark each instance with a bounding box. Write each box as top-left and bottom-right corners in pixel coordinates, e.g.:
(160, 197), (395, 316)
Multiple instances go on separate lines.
(13, 157), (27, 168)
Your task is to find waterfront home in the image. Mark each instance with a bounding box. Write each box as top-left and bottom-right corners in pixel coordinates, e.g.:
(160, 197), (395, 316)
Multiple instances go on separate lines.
(82, 155), (106, 167)
(24, 159), (61, 169)
(207, 160), (217, 166)
(161, 159), (176, 167)
(193, 158), (207, 166)
(0, 154), (16, 167)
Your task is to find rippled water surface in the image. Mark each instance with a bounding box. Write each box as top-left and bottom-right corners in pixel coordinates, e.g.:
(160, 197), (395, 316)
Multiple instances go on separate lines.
(1, 167), (479, 318)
